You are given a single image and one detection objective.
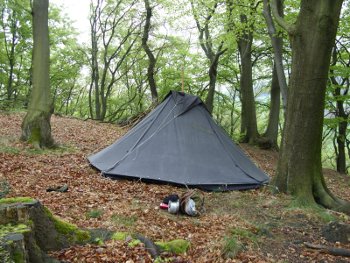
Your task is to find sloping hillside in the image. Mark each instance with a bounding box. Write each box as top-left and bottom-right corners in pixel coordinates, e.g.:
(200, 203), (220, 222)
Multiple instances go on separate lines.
(1, 112), (350, 262)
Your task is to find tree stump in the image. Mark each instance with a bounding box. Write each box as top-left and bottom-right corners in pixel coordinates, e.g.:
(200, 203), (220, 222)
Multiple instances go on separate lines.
(0, 197), (90, 262)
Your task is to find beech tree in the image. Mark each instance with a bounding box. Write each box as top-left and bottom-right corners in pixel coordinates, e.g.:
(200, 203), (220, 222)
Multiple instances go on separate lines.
(190, 0), (227, 114)
(273, 0), (350, 212)
(142, 0), (158, 104)
(261, 0), (285, 148)
(21, 0), (54, 148)
(0, 0), (32, 107)
(88, 0), (139, 121)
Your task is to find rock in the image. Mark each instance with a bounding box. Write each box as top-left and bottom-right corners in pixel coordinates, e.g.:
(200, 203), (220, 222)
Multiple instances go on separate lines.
(322, 221), (350, 243)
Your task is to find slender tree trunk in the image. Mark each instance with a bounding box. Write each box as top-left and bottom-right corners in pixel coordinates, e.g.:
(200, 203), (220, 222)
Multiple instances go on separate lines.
(90, 1), (101, 120)
(274, 0), (349, 212)
(205, 45), (225, 114)
(263, 64), (280, 149)
(330, 47), (348, 174)
(142, 0), (158, 104)
(5, 12), (17, 102)
(21, 0), (54, 148)
(238, 15), (258, 144)
(263, 0), (288, 111)
(337, 118), (347, 174)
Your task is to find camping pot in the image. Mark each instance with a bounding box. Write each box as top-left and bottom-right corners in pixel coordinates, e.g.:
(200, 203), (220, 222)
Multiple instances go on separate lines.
(184, 198), (197, 216)
(168, 200), (180, 214)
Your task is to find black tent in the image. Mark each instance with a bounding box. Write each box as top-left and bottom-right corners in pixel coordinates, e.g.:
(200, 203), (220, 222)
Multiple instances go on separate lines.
(88, 90), (269, 191)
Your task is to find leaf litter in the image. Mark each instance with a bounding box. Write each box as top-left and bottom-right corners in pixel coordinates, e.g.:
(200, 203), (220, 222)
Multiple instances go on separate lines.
(1, 112), (350, 262)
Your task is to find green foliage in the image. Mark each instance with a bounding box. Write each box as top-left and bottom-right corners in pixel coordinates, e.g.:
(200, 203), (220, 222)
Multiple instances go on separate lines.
(86, 209), (104, 219)
(0, 0), (32, 108)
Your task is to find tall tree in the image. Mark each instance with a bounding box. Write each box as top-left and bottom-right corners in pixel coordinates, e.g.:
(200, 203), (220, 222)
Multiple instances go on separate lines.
(190, 0), (227, 114)
(21, 0), (54, 148)
(273, 0), (350, 212)
(326, 41), (350, 174)
(142, 0), (158, 104)
(261, 0), (286, 148)
(0, 0), (32, 107)
(88, 0), (139, 121)
(262, 0), (287, 110)
(226, 0), (261, 144)
(237, 12), (258, 143)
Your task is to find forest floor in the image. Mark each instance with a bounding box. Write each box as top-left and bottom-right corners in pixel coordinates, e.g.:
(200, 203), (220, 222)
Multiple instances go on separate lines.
(1, 111), (350, 262)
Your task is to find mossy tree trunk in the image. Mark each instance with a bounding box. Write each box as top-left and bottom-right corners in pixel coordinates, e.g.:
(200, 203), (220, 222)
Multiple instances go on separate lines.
(21, 0), (54, 149)
(273, 0), (350, 212)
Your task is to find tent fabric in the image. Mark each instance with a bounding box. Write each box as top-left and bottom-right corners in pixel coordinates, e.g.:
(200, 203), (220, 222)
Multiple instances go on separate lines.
(88, 90), (269, 191)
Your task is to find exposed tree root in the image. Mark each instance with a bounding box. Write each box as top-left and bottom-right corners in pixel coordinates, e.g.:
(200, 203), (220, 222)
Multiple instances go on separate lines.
(304, 242), (350, 257)
(313, 176), (350, 214)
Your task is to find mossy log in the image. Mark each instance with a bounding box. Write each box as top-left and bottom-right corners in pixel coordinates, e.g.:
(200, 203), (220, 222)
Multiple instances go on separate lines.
(0, 198), (90, 262)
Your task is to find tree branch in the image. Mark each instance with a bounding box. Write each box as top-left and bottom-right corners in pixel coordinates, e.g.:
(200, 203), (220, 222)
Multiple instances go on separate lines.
(270, 0), (296, 35)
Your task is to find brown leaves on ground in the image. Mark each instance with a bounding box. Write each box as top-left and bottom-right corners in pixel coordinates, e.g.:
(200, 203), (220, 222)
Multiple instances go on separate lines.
(1, 112), (350, 262)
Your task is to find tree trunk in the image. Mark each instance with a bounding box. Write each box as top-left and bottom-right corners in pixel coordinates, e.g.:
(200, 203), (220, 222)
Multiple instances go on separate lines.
(274, 0), (349, 212)
(205, 46), (225, 114)
(263, 0), (288, 111)
(337, 119), (347, 174)
(238, 15), (258, 144)
(89, 1), (101, 120)
(21, 0), (54, 148)
(330, 47), (348, 174)
(142, 0), (158, 104)
(263, 64), (280, 149)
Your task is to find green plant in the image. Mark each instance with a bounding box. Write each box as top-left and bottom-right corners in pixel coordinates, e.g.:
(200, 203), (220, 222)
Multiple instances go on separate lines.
(86, 209), (103, 219)
(222, 235), (243, 259)
(0, 180), (11, 198)
(221, 227), (258, 259)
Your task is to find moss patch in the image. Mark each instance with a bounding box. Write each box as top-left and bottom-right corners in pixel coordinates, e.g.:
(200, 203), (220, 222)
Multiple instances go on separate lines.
(111, 232), (129, 241)
(128, 239), (141, 247)
(0, 197), (34, 205)
(0, 224), (30, 238)
(13, 249), (25, 263)
(155, 239), (190, 254)
(44, 207), (90, 243)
